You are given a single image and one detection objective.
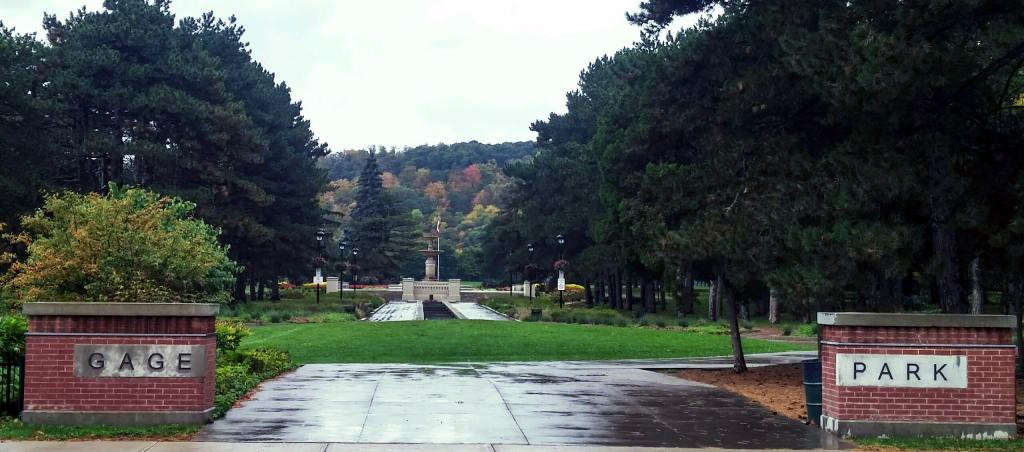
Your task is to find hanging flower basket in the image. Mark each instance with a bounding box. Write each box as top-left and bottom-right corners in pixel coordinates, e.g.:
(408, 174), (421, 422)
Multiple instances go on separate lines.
(553, 259), (570, 270)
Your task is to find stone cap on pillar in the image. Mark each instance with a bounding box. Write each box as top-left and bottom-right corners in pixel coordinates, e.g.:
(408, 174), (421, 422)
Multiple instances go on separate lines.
(817, 312), (1017, 329)
(23, 302), (220, 317)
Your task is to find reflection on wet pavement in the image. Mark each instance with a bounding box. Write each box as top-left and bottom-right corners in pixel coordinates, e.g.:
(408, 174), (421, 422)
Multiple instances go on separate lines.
(198, 355), (844, 449)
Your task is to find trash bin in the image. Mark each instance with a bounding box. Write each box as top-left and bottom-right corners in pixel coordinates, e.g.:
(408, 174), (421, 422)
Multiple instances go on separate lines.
(530, 308), (542, 321)
(802, 358), (822, 426)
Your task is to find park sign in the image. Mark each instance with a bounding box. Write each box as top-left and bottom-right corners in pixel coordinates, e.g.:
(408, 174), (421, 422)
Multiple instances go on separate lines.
(21, 302), (218, 426)
(834, 353), (966, 388)
(818, 312), (1017, 439)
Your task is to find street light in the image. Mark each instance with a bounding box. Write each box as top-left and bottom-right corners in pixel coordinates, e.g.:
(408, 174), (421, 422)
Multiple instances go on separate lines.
(527, 243), (534, 302)
(339, 240), (348, 302)
(316, 229), (325, 305)
(352, 247), (359, 290)
(86, 152), (107, 194)
(556, 234), (565, 308)
(507, 250), (513, 296)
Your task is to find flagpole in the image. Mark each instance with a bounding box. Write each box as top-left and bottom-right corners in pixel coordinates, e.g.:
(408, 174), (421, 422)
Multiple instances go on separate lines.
(436, 220), (441, 280)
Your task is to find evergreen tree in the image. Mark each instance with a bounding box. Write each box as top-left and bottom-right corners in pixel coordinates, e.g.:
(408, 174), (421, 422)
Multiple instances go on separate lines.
(350, 151), (418, 282)
(0, 24), (65, 230)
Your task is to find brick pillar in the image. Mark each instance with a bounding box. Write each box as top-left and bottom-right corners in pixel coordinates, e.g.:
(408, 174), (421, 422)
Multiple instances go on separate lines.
(21, 302), (218, 425)
(818, 312), (1017, 439)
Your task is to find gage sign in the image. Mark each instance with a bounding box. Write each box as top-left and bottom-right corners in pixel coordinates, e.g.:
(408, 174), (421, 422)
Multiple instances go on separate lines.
(74, 344), (207, 378)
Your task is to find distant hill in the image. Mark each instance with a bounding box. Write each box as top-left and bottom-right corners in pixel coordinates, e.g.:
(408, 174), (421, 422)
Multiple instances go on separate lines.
(319, 140), (535, 282)
(320, 141), (535, 181)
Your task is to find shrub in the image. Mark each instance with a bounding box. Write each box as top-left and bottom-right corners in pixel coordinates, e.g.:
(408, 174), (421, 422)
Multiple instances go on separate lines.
(309, 312), (354, 323)
(796, 324), (819, 337)
(213, 364), (260, 418)
(3, 186), (237, 304)
(686, 320), (730, 335)
(215, 320), (251, 353)
(549, 310), (571, 323)
(676, 318), (689, 328)
(279, 288), (305, 299)
(655, 319), (668, 328)
(0, 315), (27, 356)
(741, 320), (754, 330)
(213, 346), (295, 419)
(782, 325), (794, 336)
(563, 284), (584, 303)
(242, 347), (293, 377)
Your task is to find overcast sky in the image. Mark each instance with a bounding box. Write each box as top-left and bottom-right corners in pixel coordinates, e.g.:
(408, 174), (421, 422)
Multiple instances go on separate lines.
(4, 1), (682, 150)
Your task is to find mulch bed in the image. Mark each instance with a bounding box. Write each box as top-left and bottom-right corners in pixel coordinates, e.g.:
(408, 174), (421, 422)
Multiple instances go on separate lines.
(678, 364), (1024, 435)
(679, 364), (811, 423)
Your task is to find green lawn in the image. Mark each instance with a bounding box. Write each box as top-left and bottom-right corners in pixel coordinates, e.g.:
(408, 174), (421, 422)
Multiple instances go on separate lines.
(0, 417), (198, 440)
(854, 437), (1024, 451)
(241, 320), (813, 364)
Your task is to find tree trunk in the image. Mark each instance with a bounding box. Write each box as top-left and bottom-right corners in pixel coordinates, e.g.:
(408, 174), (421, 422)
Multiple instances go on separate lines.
(233, 273), (246, 303)
(927, 151), (965, 313)
(768, 288), (779, 324)
(969, 257), (984, 314)
(613, 270), (622, 309)
(626, 273), (635, 311)
(682, 264), (695, 315)
(724, 280), (747, 373)
(658, 280), (666, 312)
(248, 272), (257, 301)
(643, 278), (656, 313)
(257, 279), (265, 300)
(708, 273), (722, 321)
(270, 275), (281, 301)
(584, 279), (593, 307)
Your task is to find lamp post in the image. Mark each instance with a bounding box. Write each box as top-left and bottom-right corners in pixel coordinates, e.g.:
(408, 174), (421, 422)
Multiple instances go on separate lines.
(352, 247), (359, 290)
(86, 152), (107, 194)
(556, 234), (565, 308)
(507, 250), (513, 296)
(527, 243), (534, 302)
(339, 240), (348, 302)
(316, 229), (325, 305)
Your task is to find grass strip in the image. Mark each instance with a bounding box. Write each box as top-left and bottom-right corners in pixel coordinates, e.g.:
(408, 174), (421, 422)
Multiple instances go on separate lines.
(0, 417), (198, 440)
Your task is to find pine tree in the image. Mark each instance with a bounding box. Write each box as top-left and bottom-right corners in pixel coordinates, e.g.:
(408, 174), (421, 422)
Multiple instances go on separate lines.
(350, 151), (418, 282)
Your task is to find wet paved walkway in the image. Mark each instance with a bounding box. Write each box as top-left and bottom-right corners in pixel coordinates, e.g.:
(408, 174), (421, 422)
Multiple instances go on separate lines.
(197, 353), (842, 449)
(369, 302), (511, 322)
(0, 441), (841, 451)
(368, 302), (421, 321)
(448, 302), (511, 320)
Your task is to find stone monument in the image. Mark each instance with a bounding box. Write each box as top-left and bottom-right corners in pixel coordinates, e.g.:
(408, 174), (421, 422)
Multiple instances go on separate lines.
(400, 226), (461, 302)
(420, 231), (441, 280)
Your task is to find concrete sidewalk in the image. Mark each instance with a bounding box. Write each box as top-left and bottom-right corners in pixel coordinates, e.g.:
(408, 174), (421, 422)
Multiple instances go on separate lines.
(195, 353), (839, 448)
(0, 442), (834, 451)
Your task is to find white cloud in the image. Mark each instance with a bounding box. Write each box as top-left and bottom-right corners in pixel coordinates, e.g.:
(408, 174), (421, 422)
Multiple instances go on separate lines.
(3, 0), (651, 150)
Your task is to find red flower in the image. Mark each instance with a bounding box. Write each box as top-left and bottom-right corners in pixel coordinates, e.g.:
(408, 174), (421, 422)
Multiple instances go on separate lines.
(553, 259), (570, 270)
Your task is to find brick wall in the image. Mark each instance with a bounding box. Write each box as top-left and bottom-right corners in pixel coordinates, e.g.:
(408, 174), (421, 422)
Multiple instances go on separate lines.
(820, 325), (1015, 424)
(24, 314), (216, 413)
